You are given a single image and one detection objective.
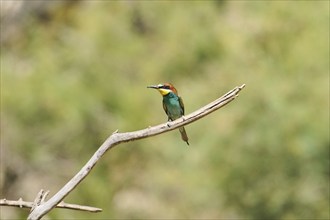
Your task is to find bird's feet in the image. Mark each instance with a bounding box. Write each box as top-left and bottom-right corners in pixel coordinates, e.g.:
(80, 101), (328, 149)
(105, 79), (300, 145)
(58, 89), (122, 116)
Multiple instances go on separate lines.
(166, 122), (171, 127)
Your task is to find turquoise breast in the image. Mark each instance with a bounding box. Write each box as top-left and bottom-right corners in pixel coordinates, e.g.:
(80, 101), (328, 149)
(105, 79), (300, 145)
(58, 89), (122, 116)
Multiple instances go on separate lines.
(163, 92), (183, 120)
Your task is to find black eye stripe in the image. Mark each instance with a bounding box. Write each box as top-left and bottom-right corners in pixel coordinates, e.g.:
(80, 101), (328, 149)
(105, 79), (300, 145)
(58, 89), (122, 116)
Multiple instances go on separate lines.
(159, 85), (170, 89)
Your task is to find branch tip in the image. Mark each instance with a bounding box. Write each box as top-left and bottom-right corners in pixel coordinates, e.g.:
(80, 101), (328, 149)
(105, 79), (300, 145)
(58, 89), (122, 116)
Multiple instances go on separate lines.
(19, 198), (23, 208)
(41, 191), (50, 203)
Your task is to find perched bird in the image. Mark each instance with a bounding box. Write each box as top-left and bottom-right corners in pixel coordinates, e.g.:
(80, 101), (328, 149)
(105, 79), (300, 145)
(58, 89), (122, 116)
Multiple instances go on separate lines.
(147, 83), (189, 145)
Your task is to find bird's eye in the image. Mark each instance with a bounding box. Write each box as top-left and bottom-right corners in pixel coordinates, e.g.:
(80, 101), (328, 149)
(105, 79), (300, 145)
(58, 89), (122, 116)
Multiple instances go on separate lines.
(164, 86), (170, 89)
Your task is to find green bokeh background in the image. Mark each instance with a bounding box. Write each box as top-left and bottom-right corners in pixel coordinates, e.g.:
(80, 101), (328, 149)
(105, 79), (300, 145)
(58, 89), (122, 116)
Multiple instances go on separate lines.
(1, 1), (329, 219)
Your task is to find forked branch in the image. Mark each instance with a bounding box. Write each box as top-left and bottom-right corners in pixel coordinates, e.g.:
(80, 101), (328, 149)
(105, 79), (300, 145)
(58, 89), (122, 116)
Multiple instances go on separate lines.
(0, 198), (102, 213)
(24, 84), (245, 220)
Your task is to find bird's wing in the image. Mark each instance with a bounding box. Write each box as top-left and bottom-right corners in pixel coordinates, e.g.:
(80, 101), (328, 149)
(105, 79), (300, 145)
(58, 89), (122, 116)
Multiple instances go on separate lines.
(179, 96), (185, 115)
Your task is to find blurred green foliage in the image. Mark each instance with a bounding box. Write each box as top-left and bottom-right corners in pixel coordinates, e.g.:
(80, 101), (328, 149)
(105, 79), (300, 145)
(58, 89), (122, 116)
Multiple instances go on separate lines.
(1, 1), (329, 219)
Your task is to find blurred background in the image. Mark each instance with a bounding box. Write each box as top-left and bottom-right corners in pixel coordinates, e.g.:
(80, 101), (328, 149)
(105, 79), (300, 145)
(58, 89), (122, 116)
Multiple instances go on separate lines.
(1, 1), (329, 219)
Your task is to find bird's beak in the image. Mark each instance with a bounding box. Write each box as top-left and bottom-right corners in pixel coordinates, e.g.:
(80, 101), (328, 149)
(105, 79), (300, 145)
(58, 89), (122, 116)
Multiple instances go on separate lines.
(147, 85), (159, 89)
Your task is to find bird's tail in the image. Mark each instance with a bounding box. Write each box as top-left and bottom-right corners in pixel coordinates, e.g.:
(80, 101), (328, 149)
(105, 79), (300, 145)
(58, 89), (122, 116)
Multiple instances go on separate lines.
(179, 127), (189, 146)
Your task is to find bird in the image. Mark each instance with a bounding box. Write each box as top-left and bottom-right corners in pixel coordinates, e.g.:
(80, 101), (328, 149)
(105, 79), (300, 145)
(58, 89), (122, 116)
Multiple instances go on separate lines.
(147, 83), (189, 145)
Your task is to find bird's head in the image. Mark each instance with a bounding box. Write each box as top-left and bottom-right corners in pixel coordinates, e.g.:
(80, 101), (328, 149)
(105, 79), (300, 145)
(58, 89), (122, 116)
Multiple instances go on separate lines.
(147, 83), (178, 96)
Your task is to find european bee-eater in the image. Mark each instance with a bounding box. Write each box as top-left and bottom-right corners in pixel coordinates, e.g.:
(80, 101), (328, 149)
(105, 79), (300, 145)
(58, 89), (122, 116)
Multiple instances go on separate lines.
(147, 83), (189, 145)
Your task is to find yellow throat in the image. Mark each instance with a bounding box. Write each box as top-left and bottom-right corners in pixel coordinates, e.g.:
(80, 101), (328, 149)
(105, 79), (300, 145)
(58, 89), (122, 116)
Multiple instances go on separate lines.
(157, 88), (171, 96)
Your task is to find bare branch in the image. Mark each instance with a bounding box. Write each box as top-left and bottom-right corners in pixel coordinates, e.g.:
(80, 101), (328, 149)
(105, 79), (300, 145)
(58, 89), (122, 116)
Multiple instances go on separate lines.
(30, 190), (48, 213)
(25, 84), (245, 220)
(0, 198), (102, 213)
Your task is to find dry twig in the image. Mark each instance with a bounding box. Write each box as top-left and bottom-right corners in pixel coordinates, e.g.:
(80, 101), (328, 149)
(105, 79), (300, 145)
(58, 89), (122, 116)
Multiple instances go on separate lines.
(2, 84), (245, 220)
(0, 198), (102, 212)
